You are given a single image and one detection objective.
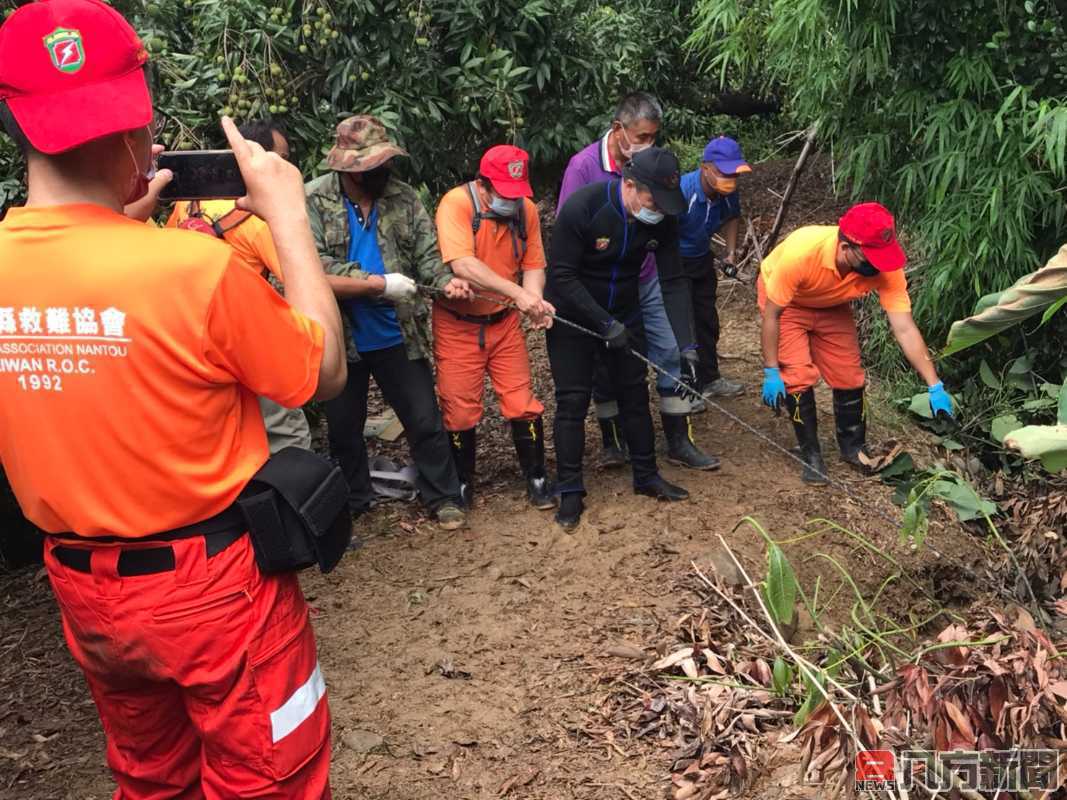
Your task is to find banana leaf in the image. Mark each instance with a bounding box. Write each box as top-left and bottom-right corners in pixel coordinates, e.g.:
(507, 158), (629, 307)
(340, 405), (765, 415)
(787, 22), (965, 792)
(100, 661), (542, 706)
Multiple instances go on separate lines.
(1003, 425), (1067, 473)
(942, 244), (1067, 357)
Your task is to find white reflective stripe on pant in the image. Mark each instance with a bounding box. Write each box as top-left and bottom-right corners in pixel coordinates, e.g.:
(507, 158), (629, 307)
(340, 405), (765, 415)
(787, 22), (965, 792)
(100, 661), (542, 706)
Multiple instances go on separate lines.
(270, 662), (326, 743)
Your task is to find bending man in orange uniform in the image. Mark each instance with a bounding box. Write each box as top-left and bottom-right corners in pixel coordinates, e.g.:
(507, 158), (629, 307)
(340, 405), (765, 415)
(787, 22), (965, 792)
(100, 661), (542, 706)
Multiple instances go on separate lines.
(759, 203), (955, 483)
(434, 145), (556, 511)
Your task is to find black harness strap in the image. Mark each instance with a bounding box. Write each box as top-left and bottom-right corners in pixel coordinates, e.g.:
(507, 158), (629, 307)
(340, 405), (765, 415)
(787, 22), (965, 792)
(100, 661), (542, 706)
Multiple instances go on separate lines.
(466, 182), (528, 262)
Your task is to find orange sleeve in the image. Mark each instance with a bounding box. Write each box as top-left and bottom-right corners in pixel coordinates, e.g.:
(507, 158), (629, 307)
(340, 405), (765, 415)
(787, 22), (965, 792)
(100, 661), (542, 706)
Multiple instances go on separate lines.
(201, 252), (324, 407)
(435, 189), (477, 263)
(520, 200), (547, 270)
(164, 202), (186, 229)
(876, 269), (912, 312)
(246, 218), (285, 283)
(761, 240), (807, 307)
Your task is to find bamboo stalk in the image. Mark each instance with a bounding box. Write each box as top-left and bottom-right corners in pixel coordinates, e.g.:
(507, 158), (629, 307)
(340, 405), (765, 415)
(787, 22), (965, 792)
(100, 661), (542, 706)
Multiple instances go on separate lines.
(762, 123), (818, 253)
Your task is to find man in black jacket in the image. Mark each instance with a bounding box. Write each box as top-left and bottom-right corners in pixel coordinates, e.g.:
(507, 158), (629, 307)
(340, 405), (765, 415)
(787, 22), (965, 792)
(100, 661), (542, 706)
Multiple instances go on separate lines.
(546, 148), (691, 529)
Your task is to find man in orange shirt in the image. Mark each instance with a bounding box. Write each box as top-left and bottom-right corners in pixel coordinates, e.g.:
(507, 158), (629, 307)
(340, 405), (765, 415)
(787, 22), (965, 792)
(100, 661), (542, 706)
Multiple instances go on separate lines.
(434, 145), (556, 511)
(759, 202), (954, 483)
(0, 1), (345, 796)
(167, 118), (313, 453)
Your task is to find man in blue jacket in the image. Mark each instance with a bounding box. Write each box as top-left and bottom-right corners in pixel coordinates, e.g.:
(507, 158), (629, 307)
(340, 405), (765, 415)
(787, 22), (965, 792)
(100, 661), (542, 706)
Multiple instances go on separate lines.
(677, 136), (749, 404)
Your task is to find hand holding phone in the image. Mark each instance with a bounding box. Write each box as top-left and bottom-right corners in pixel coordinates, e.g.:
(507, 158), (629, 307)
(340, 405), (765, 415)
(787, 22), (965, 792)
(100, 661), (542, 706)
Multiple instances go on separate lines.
(219, 116), (308, 226)
(158, 149), (246, 201)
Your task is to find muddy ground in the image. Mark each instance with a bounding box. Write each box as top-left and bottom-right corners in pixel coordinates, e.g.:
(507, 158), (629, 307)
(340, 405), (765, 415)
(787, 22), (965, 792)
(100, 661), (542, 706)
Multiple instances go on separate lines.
(0, 156), (991, 799)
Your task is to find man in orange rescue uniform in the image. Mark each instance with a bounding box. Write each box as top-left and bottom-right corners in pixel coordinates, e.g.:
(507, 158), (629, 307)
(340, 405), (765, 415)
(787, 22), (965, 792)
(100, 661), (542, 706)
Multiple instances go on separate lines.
(434, 145), (556, 511)
(759, 202), (955, 484)
(0, 1), (346, 797)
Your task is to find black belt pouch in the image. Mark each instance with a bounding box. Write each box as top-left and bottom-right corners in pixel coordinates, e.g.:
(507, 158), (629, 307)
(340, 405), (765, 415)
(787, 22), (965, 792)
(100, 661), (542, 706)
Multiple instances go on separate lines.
(237, 447), (354, 574)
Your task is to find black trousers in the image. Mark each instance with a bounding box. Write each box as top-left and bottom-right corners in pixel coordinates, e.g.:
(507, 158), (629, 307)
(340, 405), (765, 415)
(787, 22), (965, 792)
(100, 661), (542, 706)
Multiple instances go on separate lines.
(323, 347), (461, 513)
(683, 254), (721, 386)
(547, 322), (658, 493)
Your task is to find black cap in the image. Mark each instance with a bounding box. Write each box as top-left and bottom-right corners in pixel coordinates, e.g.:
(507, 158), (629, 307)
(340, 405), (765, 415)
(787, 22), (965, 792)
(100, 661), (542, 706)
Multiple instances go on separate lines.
(623, 147), (685, 216)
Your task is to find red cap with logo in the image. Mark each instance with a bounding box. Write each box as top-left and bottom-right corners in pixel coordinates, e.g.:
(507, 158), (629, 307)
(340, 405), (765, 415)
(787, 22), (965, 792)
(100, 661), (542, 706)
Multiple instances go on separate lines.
(0, 0), (151, 155)
(838, 202), (906, 272)
(479, 144), (533, 199)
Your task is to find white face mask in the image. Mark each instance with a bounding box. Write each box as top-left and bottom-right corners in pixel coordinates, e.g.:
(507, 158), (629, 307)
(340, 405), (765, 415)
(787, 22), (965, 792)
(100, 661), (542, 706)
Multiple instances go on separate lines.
(617, 127), (652, 160)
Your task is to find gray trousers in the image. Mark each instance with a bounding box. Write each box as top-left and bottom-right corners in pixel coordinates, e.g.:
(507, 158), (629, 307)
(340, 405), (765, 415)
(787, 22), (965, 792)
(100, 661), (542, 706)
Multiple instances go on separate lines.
(258, 396), (312, 453)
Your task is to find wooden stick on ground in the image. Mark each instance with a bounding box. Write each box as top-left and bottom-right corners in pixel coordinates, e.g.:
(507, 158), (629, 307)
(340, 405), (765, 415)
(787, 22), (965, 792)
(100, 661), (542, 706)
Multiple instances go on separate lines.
(762, 124), (819, 254)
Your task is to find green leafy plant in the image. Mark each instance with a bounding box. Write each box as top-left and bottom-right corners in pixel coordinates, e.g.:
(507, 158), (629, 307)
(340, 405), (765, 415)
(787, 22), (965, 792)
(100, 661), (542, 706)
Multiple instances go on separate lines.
(763, 540), (798, 629)
(0, 0), (712, 200)
(1003, 382), (1067, 472)
(687, 0), (1067, 354)
(737, 517), (944, 726)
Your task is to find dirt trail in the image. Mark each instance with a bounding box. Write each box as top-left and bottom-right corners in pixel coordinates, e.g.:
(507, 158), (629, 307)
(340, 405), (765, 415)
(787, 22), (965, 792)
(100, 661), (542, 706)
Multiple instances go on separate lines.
(0, 158), (986, 799)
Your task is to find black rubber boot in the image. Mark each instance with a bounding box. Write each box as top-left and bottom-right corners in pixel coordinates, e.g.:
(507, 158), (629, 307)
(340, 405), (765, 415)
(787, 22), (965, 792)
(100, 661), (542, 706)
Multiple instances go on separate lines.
(662, 413), (721, 471)
(448, 428), (477, 508)
(634, 474), (690, 501)
(783, 390), (829, 485)
(511, 417), (556, 510)
(598, 415), (629, 468)
(833, 387), (871, 471)
(556, 492), (584, 530)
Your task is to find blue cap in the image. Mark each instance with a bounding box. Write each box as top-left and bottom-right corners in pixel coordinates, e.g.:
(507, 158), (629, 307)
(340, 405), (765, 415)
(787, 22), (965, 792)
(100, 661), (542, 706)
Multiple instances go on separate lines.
(702, 136), (751, 174)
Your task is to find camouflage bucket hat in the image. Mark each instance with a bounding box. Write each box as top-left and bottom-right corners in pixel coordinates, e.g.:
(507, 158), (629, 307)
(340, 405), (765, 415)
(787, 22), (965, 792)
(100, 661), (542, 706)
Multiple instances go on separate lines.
(326, 115), (407, 173)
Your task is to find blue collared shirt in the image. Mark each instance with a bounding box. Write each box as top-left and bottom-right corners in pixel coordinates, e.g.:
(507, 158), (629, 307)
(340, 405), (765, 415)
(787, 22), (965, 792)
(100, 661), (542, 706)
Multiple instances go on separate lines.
(677, 168), (742, 260)
(343, 198), (404, 353)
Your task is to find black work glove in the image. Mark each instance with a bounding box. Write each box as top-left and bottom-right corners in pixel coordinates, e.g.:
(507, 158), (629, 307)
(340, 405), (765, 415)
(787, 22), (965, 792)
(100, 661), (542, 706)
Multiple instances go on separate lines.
(721, 254), (739, 279)
(679, 350), (703, 401)
(603, 319), (629, 350)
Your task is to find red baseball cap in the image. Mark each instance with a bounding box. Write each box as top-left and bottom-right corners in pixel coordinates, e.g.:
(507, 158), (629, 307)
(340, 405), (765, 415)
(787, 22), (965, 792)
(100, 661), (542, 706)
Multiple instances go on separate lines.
(838, 202), (906, 272)
(479, 144), (533, 199)
(0, 0), (151, 155)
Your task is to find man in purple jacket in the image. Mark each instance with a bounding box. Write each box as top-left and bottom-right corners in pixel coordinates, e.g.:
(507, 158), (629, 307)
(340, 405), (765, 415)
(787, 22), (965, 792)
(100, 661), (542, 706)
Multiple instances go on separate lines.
(556, 92), (717, 471)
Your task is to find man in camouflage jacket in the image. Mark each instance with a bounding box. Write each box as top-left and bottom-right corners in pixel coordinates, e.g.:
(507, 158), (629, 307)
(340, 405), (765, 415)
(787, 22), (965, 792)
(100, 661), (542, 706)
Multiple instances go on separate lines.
(306, 115), (472, 530)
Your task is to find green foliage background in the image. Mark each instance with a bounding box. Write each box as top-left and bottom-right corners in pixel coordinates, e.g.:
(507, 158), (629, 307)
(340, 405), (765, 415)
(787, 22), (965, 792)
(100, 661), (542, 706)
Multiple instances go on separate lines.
(689, 0), (1067, 355)
(0, 0), (721, 203)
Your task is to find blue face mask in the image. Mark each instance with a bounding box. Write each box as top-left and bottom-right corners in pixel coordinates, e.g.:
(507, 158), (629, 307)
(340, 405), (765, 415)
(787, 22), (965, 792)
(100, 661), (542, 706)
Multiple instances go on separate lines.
(634, 205), (663, 225)
(489, 195), (521, 217)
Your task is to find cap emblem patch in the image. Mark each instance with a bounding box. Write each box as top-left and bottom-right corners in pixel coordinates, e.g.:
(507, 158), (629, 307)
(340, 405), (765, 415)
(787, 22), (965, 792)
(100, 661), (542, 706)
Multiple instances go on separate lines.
(44, 28), (85, 74)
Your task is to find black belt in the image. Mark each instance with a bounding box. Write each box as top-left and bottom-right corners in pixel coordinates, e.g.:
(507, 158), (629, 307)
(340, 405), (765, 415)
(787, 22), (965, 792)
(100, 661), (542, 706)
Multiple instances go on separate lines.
(53, 529), (246, 577)
(50, 504), (247, 577)
(443, 306), (513, 349)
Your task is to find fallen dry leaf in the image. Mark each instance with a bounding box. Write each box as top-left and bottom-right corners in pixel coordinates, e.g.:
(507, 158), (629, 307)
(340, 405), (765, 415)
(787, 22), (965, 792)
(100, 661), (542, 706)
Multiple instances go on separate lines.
(942, 699), (977, 748)
(1048, 680), (1067, 700)
(605, 644), (646, 660)
(653, 648), (695, 672)
(498, 767), (539, 796)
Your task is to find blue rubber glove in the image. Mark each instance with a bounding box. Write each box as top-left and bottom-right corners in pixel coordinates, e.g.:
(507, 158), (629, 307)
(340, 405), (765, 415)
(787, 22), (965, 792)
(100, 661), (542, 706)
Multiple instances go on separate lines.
(762, 367), (786, 410)
(928, 381), (954, 418)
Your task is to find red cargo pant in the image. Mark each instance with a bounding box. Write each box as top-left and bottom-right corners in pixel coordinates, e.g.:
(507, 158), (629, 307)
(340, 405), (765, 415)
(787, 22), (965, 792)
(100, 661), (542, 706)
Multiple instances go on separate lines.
(432, 306), (543, 431)
(758, 278), (865, 393)
(43, 534), (331, 800)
